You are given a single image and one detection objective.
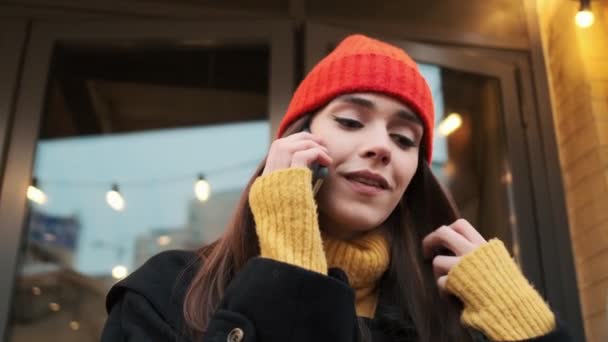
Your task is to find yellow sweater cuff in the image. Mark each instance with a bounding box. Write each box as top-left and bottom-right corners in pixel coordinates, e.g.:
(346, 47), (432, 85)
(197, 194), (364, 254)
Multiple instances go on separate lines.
(445, 239), (556, 341)
(248, 168), (327, 275)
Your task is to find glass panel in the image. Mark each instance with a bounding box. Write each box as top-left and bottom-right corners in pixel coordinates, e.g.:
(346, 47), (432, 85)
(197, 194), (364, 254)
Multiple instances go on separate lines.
(9, 42), (270, 341)
(419, 63), (515, 255)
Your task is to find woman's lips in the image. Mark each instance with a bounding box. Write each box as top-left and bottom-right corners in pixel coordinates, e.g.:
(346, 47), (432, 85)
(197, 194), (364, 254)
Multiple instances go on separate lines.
(343, 176), (386, 196)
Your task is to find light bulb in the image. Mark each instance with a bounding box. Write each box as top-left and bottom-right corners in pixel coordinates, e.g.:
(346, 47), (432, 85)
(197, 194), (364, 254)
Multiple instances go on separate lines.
(157, 235), (171, 246)
(106, 184), (125, 211)
(194, 175), (211, 202)
(438, 113), (463, 137)
(69, 321), (80, 331)
(576, 9), (594, 28)
(48, 302), (61, 312)
(27, 178), (48, 204)
(112, 265), (128, 279)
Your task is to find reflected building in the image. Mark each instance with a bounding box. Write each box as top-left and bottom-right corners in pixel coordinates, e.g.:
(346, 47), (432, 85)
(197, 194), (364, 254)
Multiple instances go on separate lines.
(133, 189), (243, 268)
(11, 211), (110, 342)
(186, 190), (243, 245)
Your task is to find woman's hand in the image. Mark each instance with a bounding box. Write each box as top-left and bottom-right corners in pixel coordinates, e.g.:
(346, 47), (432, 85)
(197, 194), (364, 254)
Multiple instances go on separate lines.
(421, 218), (487, 296)
(262, 132), (333, 176)
(423, 223), (557, 340)
(251, 131), (333, 275)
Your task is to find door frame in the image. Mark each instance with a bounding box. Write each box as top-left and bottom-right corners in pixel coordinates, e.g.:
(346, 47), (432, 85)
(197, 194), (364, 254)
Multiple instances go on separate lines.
(0, 19), (295, 339)
(0, 19), (29, 340)
(0, 19), (28, 174)
(306, 22), (583, 341)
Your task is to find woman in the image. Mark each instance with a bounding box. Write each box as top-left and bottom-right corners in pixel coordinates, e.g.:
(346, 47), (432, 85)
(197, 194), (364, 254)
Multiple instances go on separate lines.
(101, 34), (571, 342)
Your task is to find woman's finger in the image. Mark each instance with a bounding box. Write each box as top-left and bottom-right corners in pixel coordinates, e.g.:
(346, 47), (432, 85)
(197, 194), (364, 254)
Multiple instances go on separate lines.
(422, 225), (474, 258)
(282, 131), (325, 145)
(432, 255), (460, 279)
(269, 136), (326, 159)
(449, 219), (487, 245)
(263, 136), (329, 175)
(291, 148), (333, 169)
(437, 275), (448, 292)
(284, 140), (328, 154)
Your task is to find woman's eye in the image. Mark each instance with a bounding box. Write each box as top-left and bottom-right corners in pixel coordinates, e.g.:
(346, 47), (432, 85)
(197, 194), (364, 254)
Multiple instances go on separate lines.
(335, 117), (363, 129)
(392, 134), (417, 149)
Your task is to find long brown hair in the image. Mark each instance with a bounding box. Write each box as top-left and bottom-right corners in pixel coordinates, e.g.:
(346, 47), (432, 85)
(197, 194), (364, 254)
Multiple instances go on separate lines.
(183, 114), (474, 341)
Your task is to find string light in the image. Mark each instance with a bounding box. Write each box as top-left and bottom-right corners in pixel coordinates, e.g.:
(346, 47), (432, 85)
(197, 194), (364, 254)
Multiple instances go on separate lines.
(27, 178), (48, 205)
(112, 265), (128, 279)
(194, 174), (211, 202)
(69, 321), (80, 331)
(106, 184), (125, 211)
(157, 235), (172, 246)
(575, 0), (594, 28)
(438, 113), (463, 137)
(30, 157), (261, 210)
(35, 157), (260, 188)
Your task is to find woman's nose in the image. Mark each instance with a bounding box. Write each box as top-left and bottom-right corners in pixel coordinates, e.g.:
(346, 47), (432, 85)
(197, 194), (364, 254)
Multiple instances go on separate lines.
(361, 134), (392, 164)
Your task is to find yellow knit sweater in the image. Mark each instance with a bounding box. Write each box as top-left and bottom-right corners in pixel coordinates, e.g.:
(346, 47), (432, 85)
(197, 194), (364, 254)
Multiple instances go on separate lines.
(249, 168), (556, 341)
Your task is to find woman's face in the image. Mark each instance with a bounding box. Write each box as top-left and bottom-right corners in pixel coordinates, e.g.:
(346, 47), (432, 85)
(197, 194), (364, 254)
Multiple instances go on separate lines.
(310, 92), (424, 239)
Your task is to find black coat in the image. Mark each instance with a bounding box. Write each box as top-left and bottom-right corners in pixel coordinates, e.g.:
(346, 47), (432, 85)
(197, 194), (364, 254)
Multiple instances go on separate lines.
(101, 250), (572, 342)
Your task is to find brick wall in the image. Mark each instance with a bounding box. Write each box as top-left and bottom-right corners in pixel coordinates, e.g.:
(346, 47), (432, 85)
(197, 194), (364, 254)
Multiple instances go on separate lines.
(537, 1), (608, 341)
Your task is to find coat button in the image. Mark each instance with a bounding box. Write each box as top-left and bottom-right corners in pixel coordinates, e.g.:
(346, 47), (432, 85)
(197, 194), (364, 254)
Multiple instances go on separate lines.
(227, 327), (244, 342)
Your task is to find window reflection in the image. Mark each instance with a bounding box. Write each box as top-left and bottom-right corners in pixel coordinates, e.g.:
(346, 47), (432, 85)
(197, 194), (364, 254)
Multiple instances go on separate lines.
(30, 123), (267, 276)
(420, 63), (515, 254)
(431, 67), (516, 253)
(10, 43), (270, 341)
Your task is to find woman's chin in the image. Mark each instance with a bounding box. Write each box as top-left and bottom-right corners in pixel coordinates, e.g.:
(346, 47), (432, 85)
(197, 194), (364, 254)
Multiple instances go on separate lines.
(317, 186), (395, 236)
(319, 205), (387, 237)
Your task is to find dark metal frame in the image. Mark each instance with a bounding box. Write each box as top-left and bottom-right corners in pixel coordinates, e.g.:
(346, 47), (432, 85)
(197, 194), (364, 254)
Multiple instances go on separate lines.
(0, 19), (28, 177)
(0, 19), (295, 340)
(306, 23), (583, 341)
(0, 19), (29, 341)
(521, 3), (585, 339)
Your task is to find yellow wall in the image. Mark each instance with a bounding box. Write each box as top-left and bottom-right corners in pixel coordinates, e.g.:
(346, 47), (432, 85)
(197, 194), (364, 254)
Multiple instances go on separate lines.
(537, 1), (608, 341)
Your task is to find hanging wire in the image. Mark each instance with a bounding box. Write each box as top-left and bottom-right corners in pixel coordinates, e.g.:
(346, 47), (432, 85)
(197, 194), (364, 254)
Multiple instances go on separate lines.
(35, 156), (263, 188)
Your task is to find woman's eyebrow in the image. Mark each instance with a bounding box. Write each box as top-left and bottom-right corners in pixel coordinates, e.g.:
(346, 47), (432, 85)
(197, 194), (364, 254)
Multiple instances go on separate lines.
(337, 95), (376, 110)
(336, 95), (423, 128)
(395, 110), (424, 128)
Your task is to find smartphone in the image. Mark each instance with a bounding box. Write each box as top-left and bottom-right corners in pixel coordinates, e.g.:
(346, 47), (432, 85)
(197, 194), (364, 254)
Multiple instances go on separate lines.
(302, 120), (328, 195)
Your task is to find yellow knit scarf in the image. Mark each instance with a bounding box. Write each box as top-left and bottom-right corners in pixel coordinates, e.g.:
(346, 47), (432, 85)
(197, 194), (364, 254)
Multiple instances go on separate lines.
(323, 230), (390, 318)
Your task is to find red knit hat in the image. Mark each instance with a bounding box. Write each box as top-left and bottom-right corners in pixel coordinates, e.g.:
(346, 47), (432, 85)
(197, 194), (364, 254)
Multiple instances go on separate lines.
(277, 34), (435, 163)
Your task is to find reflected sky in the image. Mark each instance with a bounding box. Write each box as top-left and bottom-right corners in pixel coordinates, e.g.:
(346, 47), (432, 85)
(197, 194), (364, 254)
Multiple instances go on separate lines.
(32, 121), (270, 275)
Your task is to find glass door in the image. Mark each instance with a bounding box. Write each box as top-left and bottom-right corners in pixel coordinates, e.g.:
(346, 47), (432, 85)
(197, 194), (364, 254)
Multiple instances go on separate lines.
(0, 20), (294, 341)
